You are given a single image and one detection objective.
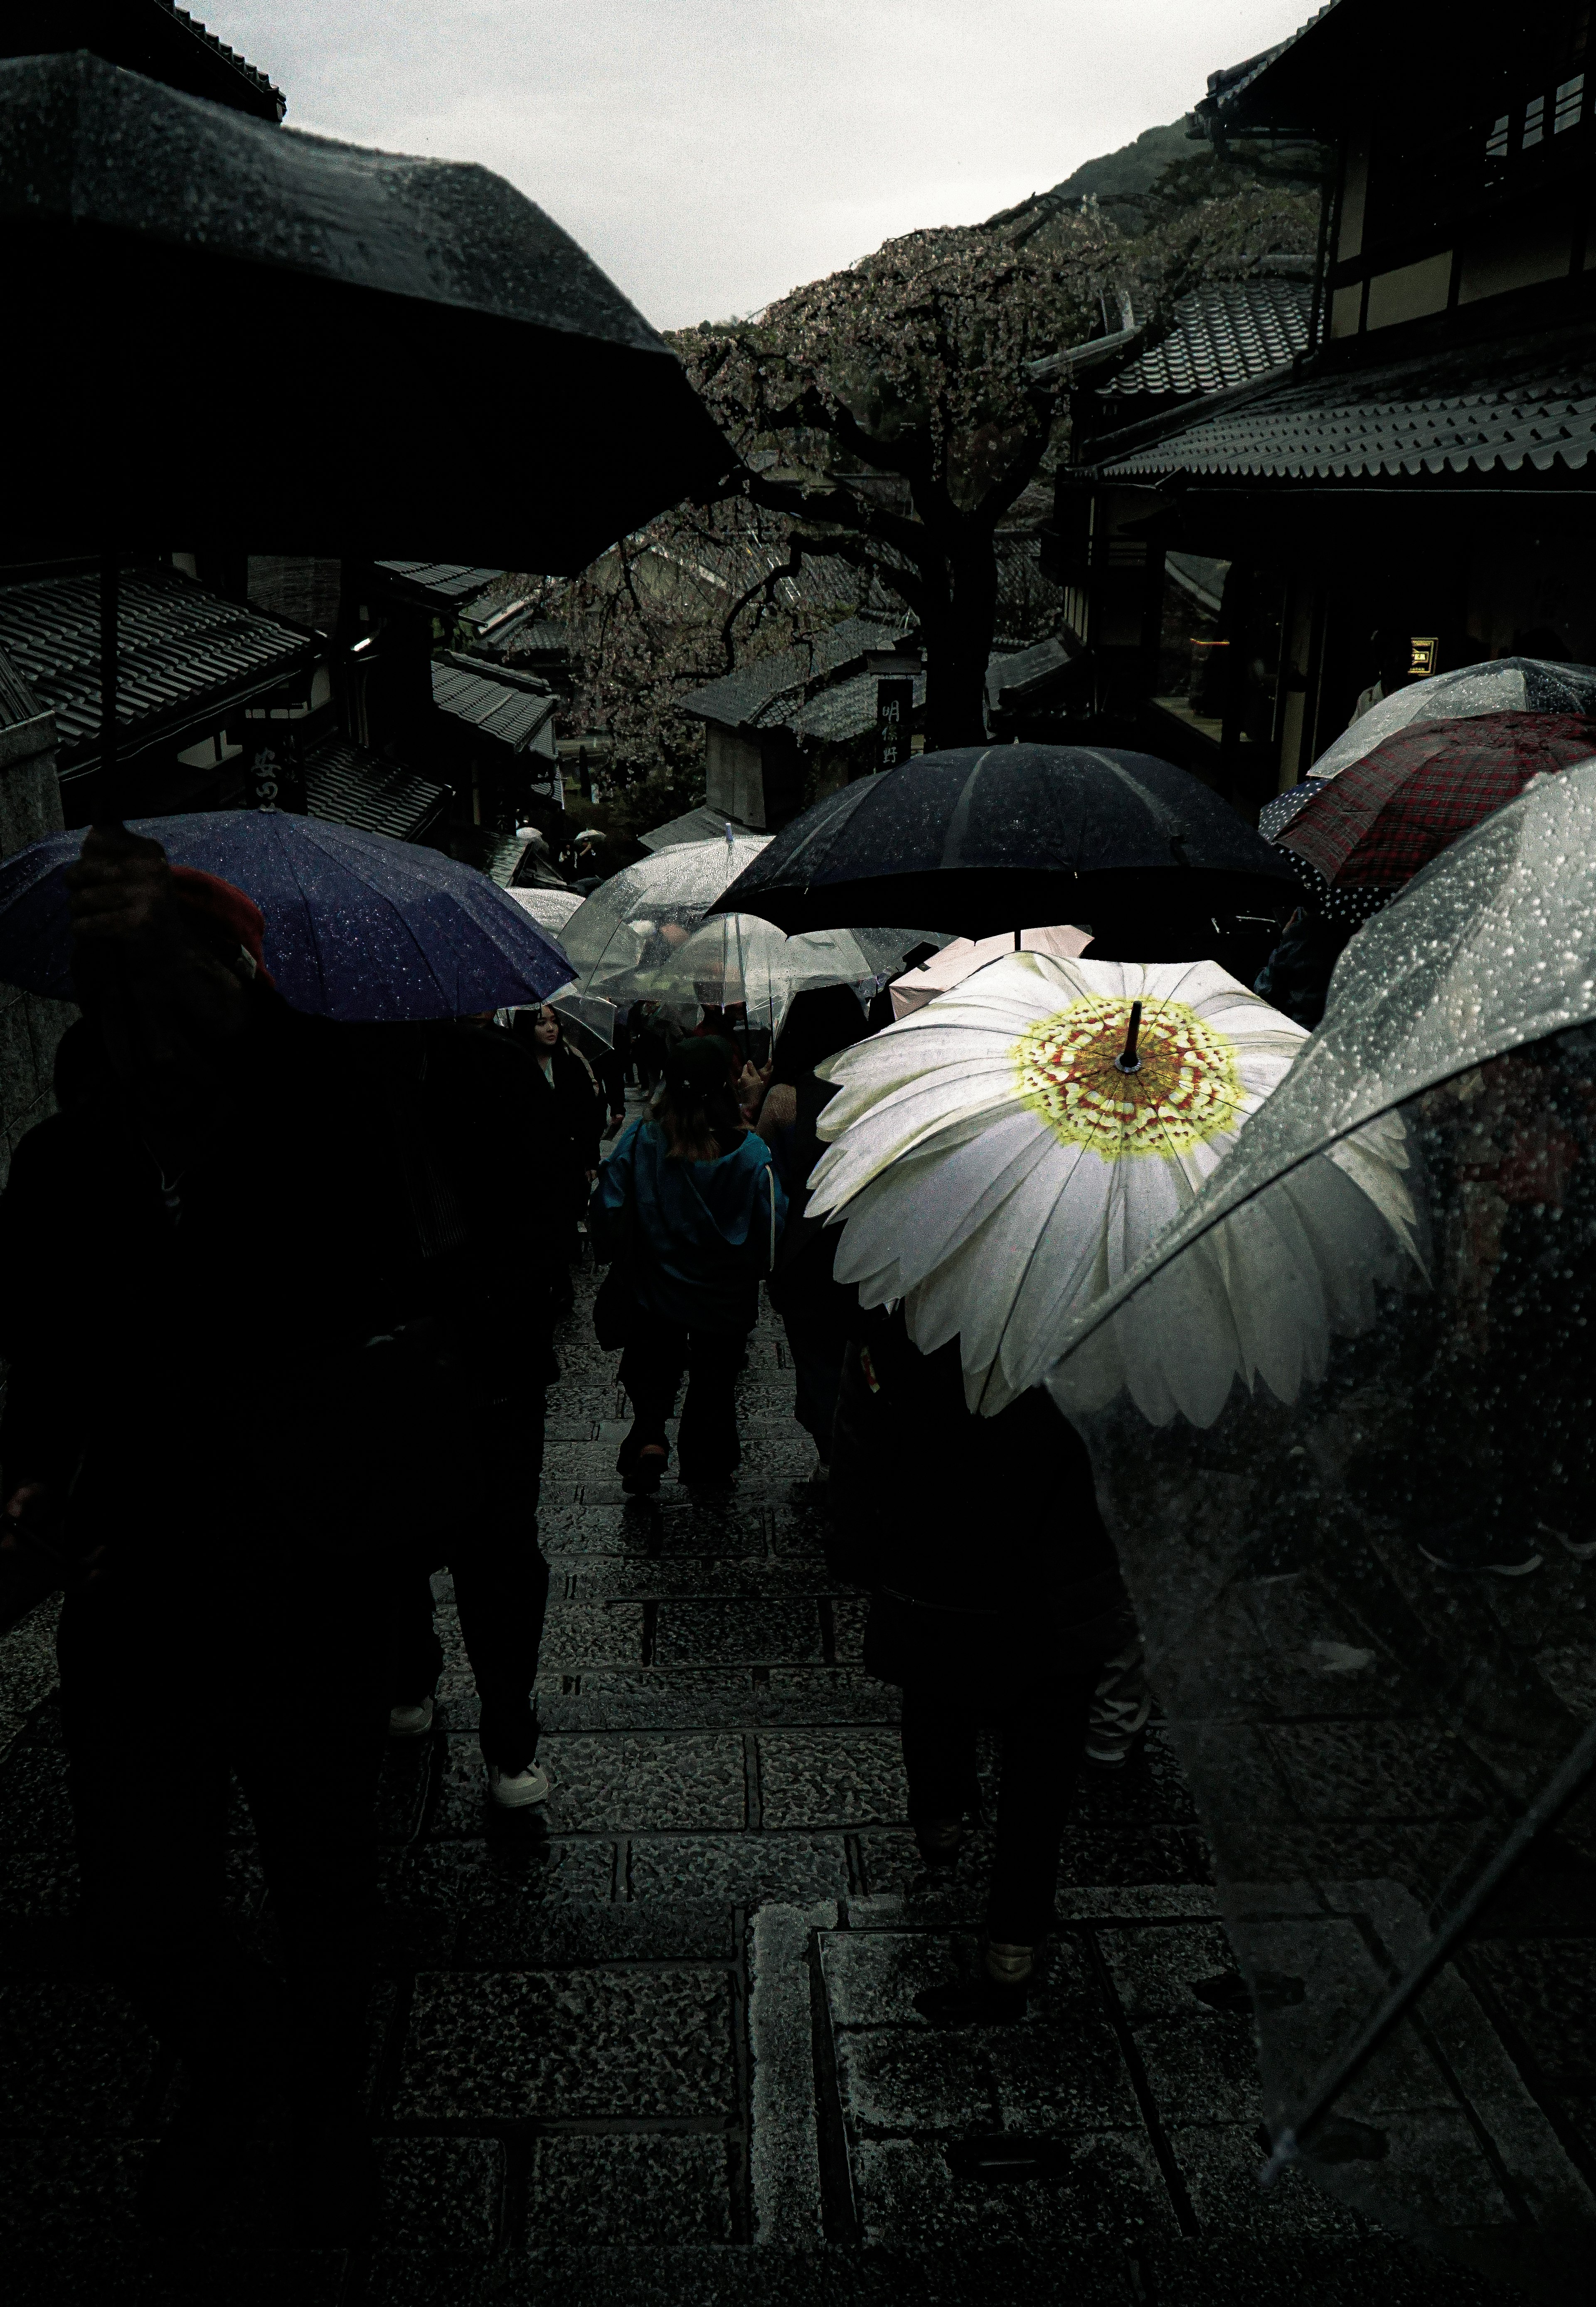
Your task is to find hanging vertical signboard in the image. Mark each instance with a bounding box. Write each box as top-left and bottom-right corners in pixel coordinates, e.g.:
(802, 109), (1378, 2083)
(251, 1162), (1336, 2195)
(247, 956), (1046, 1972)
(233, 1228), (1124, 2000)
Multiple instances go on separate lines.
(877, 677), (913, 773)
(246, 726), (306, 813)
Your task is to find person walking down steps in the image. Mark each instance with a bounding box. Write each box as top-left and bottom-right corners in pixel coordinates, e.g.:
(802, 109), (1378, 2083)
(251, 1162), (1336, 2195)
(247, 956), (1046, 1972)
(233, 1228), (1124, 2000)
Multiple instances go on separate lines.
(589, 1035), (786, 1495)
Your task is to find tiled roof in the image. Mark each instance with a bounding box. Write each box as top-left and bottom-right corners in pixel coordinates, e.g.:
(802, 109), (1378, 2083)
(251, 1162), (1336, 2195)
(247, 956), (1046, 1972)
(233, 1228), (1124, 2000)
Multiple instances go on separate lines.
(303, 738), (450, 843)
(158, 2), (283, 118)
(789, 668), (925, 745)
(1104, 280), (1312, 398)
(508, 620), (570, 660)
(985, 637), (1088, 713)
(677, 618), (906, 730)
(0, 645), (42, 732)
(1097, 328), (1596, 483)
(0, 564), (311, 767)
(1197, 5), (1338, 128)
(431, 658), (558, 754)
(372, 562), (506, 609)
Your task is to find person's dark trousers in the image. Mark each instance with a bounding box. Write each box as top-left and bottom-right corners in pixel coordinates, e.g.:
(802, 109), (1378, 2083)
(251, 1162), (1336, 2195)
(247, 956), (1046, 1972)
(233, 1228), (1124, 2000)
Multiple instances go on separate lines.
(619, 1324), (744, 1479)
(58, 1547), (392, 2115)
(389, 1388), (550, 1775)
(780, 1308), (848, 1464)
(899, 1674), (1094, 1945)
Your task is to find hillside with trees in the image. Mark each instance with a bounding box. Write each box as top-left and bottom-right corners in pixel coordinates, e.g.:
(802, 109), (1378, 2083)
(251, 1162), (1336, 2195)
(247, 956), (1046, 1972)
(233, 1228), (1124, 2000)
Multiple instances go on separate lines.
(517, 134), (1323, 838)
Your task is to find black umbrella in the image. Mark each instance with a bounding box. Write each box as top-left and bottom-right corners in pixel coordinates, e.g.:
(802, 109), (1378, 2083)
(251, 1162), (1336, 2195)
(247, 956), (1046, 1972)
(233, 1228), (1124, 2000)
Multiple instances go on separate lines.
(707, 744), (1298, 942)
(2, 50), (729, 563)
(2, 46), (733, 818)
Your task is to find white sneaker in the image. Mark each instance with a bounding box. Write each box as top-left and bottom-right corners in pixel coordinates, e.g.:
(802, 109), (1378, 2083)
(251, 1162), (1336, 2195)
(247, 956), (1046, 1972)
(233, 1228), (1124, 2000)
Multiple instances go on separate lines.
(388, 1698), (434, 1738)
(488, 1762), (550, 1809)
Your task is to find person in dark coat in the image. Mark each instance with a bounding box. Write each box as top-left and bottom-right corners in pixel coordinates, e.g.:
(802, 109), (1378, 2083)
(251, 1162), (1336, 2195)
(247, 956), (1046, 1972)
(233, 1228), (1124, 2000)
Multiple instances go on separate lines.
(0, 830), (502, 2240)
(589, 1035), (785, 1493)
(756, 986), (870, 1475)
(379, 1013), (565, 1807)
(830, 1306), (1130, 2001)
(510, 1003), (603, 1294)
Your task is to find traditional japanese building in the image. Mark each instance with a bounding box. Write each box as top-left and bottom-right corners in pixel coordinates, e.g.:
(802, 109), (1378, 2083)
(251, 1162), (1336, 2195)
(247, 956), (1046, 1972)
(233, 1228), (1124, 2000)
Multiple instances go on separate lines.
(1059, 0), (1596, 813)
(0, 559), (318, 825)
(670, 617), (921, 845)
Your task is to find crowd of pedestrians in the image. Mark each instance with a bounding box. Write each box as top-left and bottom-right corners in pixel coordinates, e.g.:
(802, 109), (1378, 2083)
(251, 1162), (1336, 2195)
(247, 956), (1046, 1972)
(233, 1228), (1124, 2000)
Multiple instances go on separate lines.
(0, 830), (1150, 2243)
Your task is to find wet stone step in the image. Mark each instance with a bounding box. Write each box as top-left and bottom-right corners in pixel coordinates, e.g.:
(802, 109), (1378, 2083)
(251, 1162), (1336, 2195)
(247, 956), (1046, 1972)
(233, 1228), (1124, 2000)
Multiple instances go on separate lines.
(390, 1966), (739, 2121)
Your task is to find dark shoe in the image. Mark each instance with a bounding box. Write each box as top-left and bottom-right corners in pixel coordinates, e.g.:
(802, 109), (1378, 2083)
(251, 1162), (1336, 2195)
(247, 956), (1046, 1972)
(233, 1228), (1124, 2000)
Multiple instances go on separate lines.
(139, 2093), (259, 2235)
(677, 1460), (737, 1490)
(1419, 1520), (1542, 1576)
(985, 1940), (1035, 1989)
(622, 1444), (668, 1496)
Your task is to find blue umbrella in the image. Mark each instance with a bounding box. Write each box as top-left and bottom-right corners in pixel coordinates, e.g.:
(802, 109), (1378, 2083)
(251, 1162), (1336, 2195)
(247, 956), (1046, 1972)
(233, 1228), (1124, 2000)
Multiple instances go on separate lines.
(0, 812), (574, 1023)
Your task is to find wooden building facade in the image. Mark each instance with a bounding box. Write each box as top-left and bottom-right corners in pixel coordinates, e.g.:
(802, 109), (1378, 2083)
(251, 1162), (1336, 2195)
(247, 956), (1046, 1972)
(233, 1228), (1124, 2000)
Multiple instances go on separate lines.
(1053, 0), (1596, 815)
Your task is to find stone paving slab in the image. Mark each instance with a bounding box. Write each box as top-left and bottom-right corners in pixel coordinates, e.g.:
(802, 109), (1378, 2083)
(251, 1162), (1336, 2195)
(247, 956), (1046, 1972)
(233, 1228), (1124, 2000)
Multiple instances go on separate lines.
(530, 2132), (736, 2243)
(392, 1967), (738, 2120)
(653, 1599), (825, 1666)
(0, 1241), (1540, 2300)
(539, 1733), (750, 1833)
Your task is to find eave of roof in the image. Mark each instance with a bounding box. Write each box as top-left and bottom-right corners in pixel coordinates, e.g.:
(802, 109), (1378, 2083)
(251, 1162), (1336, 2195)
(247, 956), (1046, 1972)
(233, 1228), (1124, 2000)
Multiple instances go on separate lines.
(2, 3), (285, 121)
(676, 616), (906, 730)
(0, 562), (312, 771)
(303, 736), (450, 843)
(431, 658), (558, 752)
(1194, 2), (1349, 138)
(1093, 323), (1596, 487)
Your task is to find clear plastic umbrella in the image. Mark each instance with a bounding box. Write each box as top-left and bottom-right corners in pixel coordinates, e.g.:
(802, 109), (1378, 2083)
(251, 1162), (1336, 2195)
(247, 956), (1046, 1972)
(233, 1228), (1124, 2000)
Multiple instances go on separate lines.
(1268, 657), (1596, 838)
(505, 887), (615, 1044)
(560, 831), (935, 1017)
(1044, 760), (1596, 2292)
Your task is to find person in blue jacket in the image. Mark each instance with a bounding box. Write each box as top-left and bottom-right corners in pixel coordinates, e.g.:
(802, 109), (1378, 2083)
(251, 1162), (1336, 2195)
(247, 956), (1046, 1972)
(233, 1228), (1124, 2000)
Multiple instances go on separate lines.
(589, 1034), (785, 1493)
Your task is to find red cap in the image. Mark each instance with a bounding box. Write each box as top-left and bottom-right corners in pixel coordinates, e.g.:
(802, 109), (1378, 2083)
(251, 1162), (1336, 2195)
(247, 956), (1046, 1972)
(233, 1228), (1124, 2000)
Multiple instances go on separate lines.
(169, 865), (272, 983)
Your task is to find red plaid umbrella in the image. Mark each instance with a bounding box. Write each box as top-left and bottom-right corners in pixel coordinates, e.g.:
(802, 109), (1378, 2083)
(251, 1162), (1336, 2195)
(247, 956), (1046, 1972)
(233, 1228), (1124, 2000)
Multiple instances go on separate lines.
(1278, 712), (1596, 891)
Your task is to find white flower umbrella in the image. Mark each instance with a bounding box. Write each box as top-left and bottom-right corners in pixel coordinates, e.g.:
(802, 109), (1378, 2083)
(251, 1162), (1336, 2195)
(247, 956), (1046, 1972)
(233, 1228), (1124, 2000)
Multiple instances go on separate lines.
(807, 953), (1420, 1416)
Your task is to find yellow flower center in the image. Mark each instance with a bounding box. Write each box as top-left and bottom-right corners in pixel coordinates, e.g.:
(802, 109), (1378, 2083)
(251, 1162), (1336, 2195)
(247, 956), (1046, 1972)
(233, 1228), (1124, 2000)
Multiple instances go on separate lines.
(1011, 996), (1245, 1158)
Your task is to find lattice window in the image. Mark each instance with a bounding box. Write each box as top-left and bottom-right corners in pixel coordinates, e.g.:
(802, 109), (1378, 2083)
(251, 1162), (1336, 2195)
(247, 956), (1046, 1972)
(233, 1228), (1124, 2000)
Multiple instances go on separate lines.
(1556, 72), (1586, 129)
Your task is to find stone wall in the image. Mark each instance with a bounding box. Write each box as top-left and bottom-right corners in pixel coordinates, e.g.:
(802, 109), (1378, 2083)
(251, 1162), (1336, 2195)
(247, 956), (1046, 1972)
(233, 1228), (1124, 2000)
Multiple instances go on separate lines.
(0, 706), (70, 1188)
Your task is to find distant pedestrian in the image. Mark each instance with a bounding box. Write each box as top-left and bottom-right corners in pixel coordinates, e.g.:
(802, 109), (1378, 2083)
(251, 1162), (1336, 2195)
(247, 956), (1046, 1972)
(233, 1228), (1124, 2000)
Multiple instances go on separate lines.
(382, 1014), (564, 1812)
(757, 986), (870, 1478)
(589, 1035), (785, 1494)
(830, 1306), (1129, 2004)
(511, 1003), (603, 1301)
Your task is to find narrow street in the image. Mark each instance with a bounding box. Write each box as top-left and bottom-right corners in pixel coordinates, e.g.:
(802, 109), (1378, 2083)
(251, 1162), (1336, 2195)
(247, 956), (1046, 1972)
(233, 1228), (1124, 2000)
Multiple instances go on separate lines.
(0, 1158), (1510, 2306)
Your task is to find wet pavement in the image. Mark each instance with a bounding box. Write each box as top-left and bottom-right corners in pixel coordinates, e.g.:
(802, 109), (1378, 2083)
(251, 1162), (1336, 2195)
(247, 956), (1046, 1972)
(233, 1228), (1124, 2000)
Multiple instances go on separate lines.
(0, 1211), (1523, 2304)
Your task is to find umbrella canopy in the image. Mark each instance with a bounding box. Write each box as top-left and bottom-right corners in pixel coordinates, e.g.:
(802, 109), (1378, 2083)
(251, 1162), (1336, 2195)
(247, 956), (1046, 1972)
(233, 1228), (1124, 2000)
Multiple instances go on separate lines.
(559, 835), (772, 997)
(613, 914), (935, 1014)
(1268, 655), (1596, 839)
(504, 888), (615, 1043)
(0, 813), (574, 1023)
(803, 954), (1412, 1415)
(2, 51), (729, 560)
(707, 744), (1298, 939)
(1272, 712), (1596, 895)
(507, 888), (583, 934)
(889, 924), (1089, 1018)
(1042, 762), (1596, 2289)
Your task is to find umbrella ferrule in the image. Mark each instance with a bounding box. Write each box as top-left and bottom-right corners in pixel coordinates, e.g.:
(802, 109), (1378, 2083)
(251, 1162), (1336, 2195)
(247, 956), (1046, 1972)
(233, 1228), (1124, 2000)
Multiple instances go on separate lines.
(1116, 999), (1143, 1074)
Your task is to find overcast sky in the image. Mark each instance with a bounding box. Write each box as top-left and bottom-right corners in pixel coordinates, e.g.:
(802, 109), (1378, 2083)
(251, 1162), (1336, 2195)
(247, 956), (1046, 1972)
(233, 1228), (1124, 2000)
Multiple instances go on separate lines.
(202, 1), (1311, 330)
